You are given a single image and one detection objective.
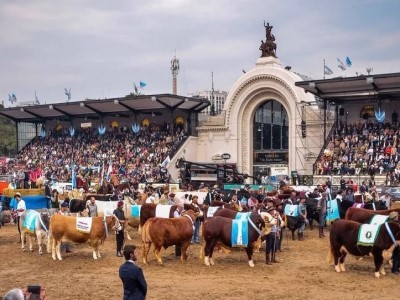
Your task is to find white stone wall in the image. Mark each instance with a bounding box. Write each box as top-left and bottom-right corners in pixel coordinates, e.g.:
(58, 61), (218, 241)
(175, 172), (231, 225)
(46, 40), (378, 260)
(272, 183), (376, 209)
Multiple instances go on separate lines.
(195, 56), (318, 180)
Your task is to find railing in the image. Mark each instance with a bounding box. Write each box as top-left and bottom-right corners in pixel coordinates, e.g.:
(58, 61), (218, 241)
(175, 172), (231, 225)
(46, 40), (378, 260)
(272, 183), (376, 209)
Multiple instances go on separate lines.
(312, 121), (337, 174)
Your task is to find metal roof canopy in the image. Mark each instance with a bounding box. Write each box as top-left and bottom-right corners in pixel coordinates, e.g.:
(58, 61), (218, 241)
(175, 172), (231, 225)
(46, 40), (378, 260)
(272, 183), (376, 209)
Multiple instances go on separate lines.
(0, 93), (210, 123)
(295, 72), (400, 104)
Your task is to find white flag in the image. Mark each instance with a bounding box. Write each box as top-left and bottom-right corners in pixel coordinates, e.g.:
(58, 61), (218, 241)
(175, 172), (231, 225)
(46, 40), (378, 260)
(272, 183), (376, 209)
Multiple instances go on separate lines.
(324, 65), (333, 75)
(337, 58), (346, 71)
(161, 156), (171, 168)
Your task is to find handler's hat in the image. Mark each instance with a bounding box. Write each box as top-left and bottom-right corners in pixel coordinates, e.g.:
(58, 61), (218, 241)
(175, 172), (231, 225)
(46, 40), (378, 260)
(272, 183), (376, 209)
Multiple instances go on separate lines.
(267, 207), (276, 213)
(169, 192), (176, 197)
(117, 201), (124, 207)
(15, 192), (21, 197)
(389, 211), (398, 220)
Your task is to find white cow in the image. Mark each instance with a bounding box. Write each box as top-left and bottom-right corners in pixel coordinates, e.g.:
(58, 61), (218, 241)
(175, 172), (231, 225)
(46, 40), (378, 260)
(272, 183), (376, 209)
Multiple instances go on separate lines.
(19, 210), (50, 255)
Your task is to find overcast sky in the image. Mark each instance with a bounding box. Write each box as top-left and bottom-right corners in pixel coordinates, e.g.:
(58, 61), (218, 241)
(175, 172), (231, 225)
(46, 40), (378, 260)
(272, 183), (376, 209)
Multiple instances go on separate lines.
(1, 0), (400, 106)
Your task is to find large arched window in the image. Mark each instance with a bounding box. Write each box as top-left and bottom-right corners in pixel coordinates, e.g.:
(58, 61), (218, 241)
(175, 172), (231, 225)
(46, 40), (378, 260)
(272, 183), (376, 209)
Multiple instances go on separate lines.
(253, 100), (289, 176)
(253, 100), (288, 151)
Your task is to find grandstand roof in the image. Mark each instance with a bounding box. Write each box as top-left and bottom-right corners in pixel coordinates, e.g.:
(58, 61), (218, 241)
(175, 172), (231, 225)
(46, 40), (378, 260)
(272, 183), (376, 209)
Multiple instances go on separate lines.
(0, 94), (210, 123)
(295, 72), (400, 104)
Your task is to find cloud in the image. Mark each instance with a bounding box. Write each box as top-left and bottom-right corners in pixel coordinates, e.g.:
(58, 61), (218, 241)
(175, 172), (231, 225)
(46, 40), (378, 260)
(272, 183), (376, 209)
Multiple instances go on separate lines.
(0, 0), (400, 103)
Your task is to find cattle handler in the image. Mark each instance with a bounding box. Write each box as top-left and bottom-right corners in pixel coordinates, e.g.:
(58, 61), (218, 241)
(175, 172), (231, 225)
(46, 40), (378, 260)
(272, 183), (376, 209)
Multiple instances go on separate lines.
(114, 201), (126, 257)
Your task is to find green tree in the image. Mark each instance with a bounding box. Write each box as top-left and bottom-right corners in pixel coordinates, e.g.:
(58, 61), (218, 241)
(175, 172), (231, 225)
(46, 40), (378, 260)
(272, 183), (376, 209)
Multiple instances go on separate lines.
(0, 115), (17, 156)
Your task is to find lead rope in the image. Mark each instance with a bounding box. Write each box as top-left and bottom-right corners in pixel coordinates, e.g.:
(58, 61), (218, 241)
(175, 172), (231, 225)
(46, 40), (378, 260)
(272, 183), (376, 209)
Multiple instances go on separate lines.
(247, 215), (262, 236)
(384, 222), (398, 247)
(104, 216), (108, 238)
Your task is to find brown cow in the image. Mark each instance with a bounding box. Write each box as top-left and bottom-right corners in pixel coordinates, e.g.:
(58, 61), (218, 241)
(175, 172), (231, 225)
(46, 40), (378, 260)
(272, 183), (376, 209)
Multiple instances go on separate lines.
(50, 214), (120, 260)
(141, 210), (198, 264)
(345, 207), (400, 221)
(327, 219), (400, 278)
(202, 213), (265, 267)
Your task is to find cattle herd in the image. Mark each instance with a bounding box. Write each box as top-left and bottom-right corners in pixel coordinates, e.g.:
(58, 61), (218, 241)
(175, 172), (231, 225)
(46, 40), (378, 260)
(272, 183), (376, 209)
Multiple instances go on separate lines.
(5, 188), (400, 279)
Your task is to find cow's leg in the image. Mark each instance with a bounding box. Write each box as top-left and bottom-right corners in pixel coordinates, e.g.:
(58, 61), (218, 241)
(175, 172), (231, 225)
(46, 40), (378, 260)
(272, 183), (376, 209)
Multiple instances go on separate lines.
(28, 234), (33, 252)
(91, 240), (98, 259)
(96, 244), (101, 259)
(51, 238), (57, 260)
(181, 240), (190, 262)
(332, 246), (342, 272)
(372, 249), (384, 277)
(207, 240), (218, 266)
(246, 245), (255, 268)
(142, 242), (151, 265)
(154, 246), (163, 264)
(21, 231), (26, 251)
(125, 229), (132, 241)
(339, 250), (347, 272)
(37, 232), (43, 255)
(55, 240), (63, 260)
(291, 230), (295, 241)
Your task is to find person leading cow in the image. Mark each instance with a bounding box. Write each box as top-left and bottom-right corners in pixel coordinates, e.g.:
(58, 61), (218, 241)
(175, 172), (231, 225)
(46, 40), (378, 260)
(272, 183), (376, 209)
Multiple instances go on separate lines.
(317, 192), (327, 238)
(114, 201), (126, 257)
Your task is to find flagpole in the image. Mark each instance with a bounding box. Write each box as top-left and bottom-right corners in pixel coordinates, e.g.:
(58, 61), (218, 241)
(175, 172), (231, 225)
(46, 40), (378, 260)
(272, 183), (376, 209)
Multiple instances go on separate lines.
(323, 59), (326, 79)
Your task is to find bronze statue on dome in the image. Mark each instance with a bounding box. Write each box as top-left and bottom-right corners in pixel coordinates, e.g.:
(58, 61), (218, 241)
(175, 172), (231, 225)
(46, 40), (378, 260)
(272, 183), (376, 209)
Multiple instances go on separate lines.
(259, 21), (277, 58)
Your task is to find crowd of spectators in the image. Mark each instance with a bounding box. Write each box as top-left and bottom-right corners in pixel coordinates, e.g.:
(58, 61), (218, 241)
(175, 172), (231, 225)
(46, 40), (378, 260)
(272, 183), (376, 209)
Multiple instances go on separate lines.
(0, 123), (187, 188)
(316, 119), (400, 185)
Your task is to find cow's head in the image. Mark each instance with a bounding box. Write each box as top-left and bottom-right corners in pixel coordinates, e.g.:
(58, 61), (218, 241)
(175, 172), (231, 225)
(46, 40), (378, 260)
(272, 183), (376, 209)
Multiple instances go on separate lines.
(182, 210), (199, 222)
(40, 210), (50, 231)
(250, 212), (265, 230)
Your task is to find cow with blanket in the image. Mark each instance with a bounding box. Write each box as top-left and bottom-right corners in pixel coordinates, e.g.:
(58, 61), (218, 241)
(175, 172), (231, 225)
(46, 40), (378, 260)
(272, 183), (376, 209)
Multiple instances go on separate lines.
(202, 212), (265, 267)
(19, 210), (50, 255)
(141, 210), (198, 264)
(49, 214), (120, 260)
(345, 207), (400, 223)
(327, 219), (400, 278)
(284, 196), (308, 241)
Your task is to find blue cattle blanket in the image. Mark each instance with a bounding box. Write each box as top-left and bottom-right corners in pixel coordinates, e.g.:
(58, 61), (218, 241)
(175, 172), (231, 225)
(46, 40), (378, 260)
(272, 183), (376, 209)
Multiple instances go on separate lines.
(284, 204), (299, 217)
(231, 218), (249, 247)
(326, 200), (340, 222)
(357, 224), (381, 246)
(235, 212), (250, 220)
(369, 215), (389, 226)
(23, 210), (39, 234)
(131, 205), (141, 217)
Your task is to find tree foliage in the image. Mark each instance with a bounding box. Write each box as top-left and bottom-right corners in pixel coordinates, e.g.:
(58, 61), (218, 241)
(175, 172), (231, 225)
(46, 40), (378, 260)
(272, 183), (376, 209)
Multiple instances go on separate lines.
(0, 116), (17, 156)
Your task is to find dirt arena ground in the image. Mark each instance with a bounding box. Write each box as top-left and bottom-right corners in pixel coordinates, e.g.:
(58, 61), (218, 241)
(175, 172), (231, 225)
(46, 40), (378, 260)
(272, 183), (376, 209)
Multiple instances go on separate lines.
(1, 204), (399, 300)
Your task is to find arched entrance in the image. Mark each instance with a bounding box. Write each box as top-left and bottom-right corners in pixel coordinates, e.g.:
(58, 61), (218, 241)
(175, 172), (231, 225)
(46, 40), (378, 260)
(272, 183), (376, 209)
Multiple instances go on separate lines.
(253, 99), (289, 179)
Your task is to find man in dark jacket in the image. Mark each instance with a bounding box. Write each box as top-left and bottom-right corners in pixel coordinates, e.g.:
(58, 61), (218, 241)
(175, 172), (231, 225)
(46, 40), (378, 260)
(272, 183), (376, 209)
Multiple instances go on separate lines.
(119, 244), (147, 300)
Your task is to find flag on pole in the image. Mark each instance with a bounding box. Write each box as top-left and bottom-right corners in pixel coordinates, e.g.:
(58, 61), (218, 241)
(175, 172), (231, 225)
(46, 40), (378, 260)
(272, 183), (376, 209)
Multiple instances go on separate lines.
(106, 161), (112, 182)
(345, 56), (352, 67)
(8, 93), (17, 104)
(324, 65), (333, 75)
(160, 156), (171, 168)
(71, 164), (76, 189)
(35, 91), (40, 105)
(139, 81), (147, 88)
(337, 58), (346, 71)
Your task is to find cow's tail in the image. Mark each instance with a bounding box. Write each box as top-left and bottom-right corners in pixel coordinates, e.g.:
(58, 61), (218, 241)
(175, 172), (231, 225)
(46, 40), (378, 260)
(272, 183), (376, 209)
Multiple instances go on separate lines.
(326, 242), (334, 264)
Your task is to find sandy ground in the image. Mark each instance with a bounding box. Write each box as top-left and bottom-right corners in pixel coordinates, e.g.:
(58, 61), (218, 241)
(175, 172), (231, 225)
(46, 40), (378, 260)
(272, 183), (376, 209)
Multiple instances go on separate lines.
(1, 204), (399, 300)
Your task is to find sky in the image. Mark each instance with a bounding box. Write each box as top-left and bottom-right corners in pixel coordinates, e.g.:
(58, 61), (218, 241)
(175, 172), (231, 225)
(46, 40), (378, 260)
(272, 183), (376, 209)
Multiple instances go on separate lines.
(1, 0), (400, 106)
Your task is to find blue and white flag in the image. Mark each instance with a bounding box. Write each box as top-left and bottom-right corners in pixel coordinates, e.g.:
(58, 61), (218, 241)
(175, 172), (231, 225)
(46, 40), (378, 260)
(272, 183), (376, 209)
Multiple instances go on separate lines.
(139, 81), (147, 88)
(345, 56), (352, 67)
(160, 156), (171, 168)
(65, 88), (71, 102)
(71, 164), (76, 189)
(337, 58), (346, 71)
(106, 162), (112, 182)
(324, 65), (333, 75)
(8, 93), (17, 104)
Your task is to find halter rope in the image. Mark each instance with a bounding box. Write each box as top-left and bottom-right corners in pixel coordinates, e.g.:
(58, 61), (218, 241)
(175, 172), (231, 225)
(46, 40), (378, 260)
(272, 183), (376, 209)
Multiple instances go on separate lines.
(247, 215), (262, 236)
(38, 213), (48, 234)
(384, 222), (398, 247)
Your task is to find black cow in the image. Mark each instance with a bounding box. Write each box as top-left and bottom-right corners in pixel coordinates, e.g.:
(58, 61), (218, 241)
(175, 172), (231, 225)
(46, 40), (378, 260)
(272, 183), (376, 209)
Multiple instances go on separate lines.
(305, 197), (320, 230)
(337, 199), (388, 219)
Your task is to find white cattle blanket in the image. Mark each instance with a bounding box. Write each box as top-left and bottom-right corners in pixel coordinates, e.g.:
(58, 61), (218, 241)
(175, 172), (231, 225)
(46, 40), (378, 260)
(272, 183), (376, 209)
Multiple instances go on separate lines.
(76, 217), (93, 234)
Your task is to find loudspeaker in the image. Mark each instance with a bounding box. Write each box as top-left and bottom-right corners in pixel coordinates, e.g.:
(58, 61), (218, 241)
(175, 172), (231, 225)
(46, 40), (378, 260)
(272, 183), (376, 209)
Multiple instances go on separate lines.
(301, 120), (306, 138)
(339, 108), (344, 116)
